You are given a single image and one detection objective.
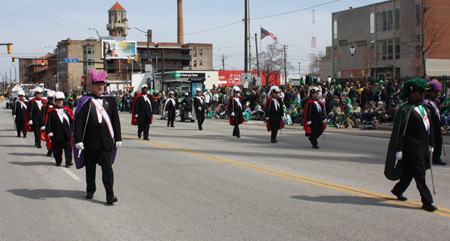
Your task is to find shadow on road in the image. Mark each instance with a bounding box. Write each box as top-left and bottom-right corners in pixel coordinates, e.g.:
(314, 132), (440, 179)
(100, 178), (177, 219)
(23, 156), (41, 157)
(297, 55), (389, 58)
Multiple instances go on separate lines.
(9, 161), (54, 166)
(290, 195), (418, 210)
(1, 144), (35, 148)
(7, 188), (106, 205)
(0, 129), (15, 132)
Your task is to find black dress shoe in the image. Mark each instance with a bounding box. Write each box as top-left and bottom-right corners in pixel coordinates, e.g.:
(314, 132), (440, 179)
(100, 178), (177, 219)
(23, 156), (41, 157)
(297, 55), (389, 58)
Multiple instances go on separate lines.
(37, 145), (42, 149)
(107, 196), (118, 204)
(55, 163), (61, 166)
(391, 190), (407, 201)
(237, 135), (240, 138)
(85, 193), (94, 199)
(65, 162), (73, 167)
(422, 204), (437, 212)
(143, 137), (150, 140)
(433, 160), (447, 165)
(312, 146), (319, 149)
(138, 133), (141, 139)
(46, 151), (52, 157)
(171, 125), (175, 127)
(274, 140), (278, 143)
(271, 140), (276, 143)
(23, 134), (27, 138)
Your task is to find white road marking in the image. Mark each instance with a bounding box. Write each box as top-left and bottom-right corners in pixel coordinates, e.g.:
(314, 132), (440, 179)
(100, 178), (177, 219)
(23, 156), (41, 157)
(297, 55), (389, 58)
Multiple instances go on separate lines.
(60, 167), (81, 182)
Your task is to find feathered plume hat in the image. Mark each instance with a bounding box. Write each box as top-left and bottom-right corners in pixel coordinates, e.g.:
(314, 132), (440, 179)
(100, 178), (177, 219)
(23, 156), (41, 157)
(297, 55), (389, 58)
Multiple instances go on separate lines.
(399, 78), (429, 101)
(89, 68), (107, 89)
(427, 80), (443, 93)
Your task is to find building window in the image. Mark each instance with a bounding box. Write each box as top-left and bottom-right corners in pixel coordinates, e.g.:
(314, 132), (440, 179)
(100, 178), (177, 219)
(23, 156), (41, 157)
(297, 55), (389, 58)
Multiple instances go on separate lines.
(370, 13), (375, 34)
(415, 4), (421, 26)
(376, 12), (382, 32)
(333, 20), (337, 39)
(200, 60), (203, 66)
(382, 11), (387, 31)
(193, 50), (197, 57)
(200, 50), (202, 55)
(395, 8), (400, 30)
(387, 9), (393, 31)
(193, 60), (197, 67)
(87, 49), (91, 54)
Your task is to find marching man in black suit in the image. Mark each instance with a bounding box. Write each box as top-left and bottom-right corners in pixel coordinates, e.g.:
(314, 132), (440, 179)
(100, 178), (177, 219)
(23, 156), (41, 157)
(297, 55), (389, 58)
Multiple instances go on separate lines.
(192, 88), (206, 130)
(40, 91), (55, 156)
(227, 86), (245, 138)
(164, 91), (178, 127)
(132, 85), (154, 140)
(304, 87), (327, 149)
(265, 86), (284, 143)
(45, 92), (74, 167)
(27, 87), (47, 148)
(12, 89), (28, 138)
(74, 68), (122, 205)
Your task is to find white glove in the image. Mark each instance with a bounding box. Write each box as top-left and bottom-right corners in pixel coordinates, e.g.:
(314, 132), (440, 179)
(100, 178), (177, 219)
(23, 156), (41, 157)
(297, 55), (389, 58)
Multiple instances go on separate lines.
(265, 117), (269, 120)
(40, 126), (45, 130)
(134, 114), (138, 118)
(116, 141), (123, 148)
(429, 146), (434, 153)
(396, 151), (403, 160)
(29, 120), (33, 125)
(242, 112), (245, 116)
(307, 121), (312, 125)
(323, 120), (327, 123)
(75, 142), (85, 151)
(12, 115), (16, 118)
(48, 132), (54, 137)
(198, 107), (202, 111)
(231, 112), (235, 117)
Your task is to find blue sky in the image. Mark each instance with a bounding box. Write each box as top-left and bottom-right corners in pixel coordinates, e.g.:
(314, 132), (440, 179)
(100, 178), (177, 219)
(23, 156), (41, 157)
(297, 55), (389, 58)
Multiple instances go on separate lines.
(1, 0), (384, 81)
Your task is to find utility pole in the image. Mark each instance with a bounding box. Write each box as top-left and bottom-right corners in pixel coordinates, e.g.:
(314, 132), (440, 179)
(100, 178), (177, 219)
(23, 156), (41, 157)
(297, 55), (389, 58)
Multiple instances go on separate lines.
(221, 54), (228, 70)
(244, 0), (248, 73)
(248, 0), (252, 74)
(299, 62), (301, 75)
(255, 33), (260, 77)
(282, 45), (288, 88)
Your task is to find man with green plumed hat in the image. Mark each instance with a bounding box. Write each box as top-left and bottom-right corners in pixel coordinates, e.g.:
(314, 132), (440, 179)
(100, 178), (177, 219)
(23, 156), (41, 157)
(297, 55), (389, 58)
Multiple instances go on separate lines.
(385, 78), (437, 212)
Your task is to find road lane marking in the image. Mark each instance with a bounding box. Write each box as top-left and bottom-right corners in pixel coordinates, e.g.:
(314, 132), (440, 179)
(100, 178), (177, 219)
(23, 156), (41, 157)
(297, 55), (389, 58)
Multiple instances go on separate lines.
(124, 134), (450, 218)
(60, 167), (81, 182)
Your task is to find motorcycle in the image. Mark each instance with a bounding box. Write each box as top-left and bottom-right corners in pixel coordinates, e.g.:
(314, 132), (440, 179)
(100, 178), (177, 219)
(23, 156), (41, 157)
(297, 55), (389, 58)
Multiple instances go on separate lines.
(180, 103), (194, 122)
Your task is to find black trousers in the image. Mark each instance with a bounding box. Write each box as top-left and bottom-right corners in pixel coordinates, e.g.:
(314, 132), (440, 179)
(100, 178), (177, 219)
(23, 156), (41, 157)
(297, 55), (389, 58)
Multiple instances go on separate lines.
(433, 132), (443, 163)
(15, 119), (26, 136)
(196, 111), (205, 130)
(52, 138), (72, 165)
(233, 115), (241, 137)
(84, 148), (114, 198)
(308, 124), (324, 147)
(269, 119), (279, 141)
(138, 117), (151, 139)
(167, 111), (175, 127)
(392, 154), (433, 205)
(33, 124), (41, 146)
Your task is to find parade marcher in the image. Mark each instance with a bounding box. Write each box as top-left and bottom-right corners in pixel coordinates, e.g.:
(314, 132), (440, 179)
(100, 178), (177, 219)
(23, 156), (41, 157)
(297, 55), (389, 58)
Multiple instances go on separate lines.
(265, 86), (284, 143)
(180, 92), (192, 122)
(45, 92), (74, 167)
(131, 85), (154, 140)
(304, 87), (327, 149)
(164, 91), (178, 127)
(26, 87), (47, 148)
(12, 89), (28, 138)
(192, 88), (206, 130)
(40, 91), (55, 156)
(74, 68), (122, 204)
(227, 86), (244, 138)
(385, 78), (437, 212)
(424, 80), (446, 165)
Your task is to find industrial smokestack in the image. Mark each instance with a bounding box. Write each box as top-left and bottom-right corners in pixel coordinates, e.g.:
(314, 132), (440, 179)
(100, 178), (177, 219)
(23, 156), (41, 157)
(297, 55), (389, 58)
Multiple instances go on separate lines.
(177, 0), (184, 44)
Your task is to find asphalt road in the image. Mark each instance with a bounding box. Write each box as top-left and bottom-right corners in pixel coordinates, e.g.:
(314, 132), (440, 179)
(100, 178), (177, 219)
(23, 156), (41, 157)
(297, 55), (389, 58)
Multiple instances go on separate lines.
(1, 107), (449, 240)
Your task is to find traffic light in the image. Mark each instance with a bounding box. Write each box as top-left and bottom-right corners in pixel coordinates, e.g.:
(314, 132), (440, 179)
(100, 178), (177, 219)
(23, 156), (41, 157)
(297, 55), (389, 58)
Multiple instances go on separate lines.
(7, 44), (12, 54)
(41, 57), (45, 65)
(127, 55), (131, 64)
(12, 57), (15, 65)
(134, 53), (138, 62)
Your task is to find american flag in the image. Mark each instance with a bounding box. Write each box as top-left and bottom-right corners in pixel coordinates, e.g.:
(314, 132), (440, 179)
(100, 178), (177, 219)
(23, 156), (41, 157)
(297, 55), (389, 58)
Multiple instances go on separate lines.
(261, 27), (278, 41)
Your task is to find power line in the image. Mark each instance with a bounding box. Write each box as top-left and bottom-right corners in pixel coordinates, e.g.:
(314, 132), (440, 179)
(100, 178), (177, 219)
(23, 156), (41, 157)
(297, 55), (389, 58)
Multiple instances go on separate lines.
(251, 0), (339, 20)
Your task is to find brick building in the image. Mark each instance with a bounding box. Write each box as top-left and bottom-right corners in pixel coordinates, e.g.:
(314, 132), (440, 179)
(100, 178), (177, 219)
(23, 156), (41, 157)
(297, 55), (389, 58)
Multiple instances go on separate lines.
(326, 0), (450, 82)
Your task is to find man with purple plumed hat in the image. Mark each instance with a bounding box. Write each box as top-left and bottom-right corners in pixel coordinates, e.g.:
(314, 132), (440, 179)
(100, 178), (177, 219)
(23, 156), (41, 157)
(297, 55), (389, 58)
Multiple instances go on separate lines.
(73, 68), (122, 204)
(424, 80), (447, 165)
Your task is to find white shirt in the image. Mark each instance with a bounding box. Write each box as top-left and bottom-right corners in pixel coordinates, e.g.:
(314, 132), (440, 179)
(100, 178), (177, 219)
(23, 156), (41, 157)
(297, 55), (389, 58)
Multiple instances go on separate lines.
(36, 100), (43, 110)
(56, 108), (70, 124)
(91, 99), (104, 123)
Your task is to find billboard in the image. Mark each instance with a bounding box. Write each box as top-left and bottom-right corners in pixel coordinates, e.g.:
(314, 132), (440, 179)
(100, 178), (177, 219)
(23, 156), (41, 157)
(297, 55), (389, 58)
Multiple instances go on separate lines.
(102, 40), (136, 59)
(218, 70), (280, 87)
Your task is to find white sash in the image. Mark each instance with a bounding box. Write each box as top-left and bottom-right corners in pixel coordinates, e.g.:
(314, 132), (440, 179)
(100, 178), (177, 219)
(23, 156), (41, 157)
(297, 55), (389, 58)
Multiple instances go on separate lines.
(273, 99), (280, 111)
(91, 99), (115, 139)
(36, 100), (43, 110)
(430, 101), (441, 121)
(17, 100), (27, 109)
(56, 109), (70, 124)
(414, 106), (430, 132)
(143, 95), (152, 110)
(314, 101), (322, 114)
(196, 96), (203, 104)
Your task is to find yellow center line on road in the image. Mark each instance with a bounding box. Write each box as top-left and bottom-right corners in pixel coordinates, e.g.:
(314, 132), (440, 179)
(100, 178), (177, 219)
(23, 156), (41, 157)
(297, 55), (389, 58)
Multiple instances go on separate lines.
(124, 134), (450, 218)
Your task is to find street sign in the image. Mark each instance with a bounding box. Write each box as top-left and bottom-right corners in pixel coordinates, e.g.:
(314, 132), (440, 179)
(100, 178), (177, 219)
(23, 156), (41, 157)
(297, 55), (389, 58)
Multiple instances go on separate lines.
(64, 58), (79, 63)
(241, 73), (252, 82)
(145, 73), (153, 79)
(145, 64), (153, 72)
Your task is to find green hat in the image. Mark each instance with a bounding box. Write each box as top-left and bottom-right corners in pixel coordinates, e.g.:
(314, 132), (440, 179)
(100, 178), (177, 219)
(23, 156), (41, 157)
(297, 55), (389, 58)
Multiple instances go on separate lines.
(399, 78), (429, 101)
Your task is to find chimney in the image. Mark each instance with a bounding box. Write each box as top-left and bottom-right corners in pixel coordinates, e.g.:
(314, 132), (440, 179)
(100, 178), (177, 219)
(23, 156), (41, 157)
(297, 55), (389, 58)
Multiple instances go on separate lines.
(177, 0), (184, 44)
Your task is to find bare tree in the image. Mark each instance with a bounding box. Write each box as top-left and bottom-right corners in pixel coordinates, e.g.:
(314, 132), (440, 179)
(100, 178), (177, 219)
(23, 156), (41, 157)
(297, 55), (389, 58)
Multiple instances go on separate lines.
(401, 0), (446, 77)
(252, 42), (285, 87)
(358, 45), (373, 79)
